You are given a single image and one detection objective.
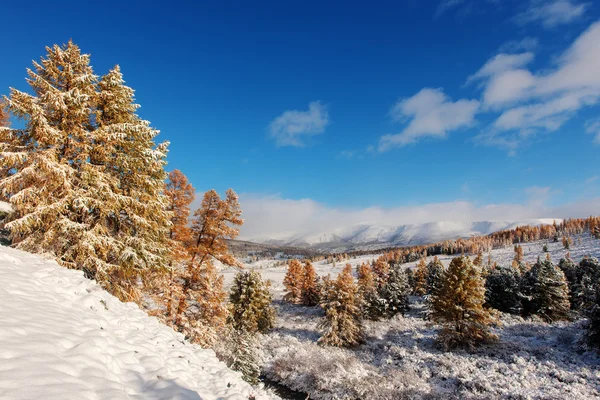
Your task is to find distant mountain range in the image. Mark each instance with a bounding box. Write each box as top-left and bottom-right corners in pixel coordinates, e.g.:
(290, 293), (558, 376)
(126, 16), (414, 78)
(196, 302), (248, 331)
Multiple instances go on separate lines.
(249, 219), (559, 252)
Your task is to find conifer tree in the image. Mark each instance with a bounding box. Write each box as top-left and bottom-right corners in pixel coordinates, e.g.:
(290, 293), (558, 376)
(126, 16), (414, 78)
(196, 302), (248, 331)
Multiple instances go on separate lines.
(372, 259), (390, 287)
(379, 264), (410, 318)
(413, 258), (428, 295)
(301, 260), (320, 306)
(165, 169), (195, 255)
(521, 258), (570, 322)
(585, 290), (600, 350)
(572, 257), (600, 312)
(283, 259), (304, 304)
(430, 256), (497, 350)
(0, 100), (7, 128)
(227, 329), (261, 385)
(357, 262), (384, 320)
(318, 264), (363, 347)
(485, 267), (522, 314)
(426, 256), (444, 297)
(228, 270), (275, 334)
(0, 42), (173, 301)
(174, 189), (243, 329)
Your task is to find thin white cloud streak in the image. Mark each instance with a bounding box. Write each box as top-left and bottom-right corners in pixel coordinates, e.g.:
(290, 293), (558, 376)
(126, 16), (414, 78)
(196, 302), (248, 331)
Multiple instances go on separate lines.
(235, 192), (600, 240)
(514, 0), (589, 29)
(268, 101), (329, 147)
(378, 88), (479, 151)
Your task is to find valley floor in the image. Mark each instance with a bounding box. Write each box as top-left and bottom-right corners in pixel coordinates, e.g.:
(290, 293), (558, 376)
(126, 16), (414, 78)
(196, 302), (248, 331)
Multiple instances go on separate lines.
(0, 245), (271, 400)
(224, 233), (600, 399)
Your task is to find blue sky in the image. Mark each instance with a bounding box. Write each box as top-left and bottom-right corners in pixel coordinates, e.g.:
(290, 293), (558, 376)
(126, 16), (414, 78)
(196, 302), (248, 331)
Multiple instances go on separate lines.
(2, 0), (600, 238)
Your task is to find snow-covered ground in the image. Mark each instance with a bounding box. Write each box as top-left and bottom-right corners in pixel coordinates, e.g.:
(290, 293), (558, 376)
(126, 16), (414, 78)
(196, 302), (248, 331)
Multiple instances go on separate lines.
(0, 245), (272, 400)
(223, 233), (600, 399)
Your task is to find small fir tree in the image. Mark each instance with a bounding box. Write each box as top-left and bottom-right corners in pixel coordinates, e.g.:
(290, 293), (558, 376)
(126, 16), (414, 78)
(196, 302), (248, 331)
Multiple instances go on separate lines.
(430, 256), (497, 350)
(318, 264), (363, 347)
(283, 259), (305, 304)
(228, 270), (275, 334)
(521, 258), (570, 322)
(227, 329), (261, 385)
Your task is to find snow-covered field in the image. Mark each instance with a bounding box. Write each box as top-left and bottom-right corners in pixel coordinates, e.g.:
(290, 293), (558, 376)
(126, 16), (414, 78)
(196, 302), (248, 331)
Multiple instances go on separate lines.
(223, 233), (600, 399)
(0, 245), (272, 400)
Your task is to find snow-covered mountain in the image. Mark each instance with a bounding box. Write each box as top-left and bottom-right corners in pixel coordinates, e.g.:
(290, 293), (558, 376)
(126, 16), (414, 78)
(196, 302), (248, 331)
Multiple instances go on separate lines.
(251, 219), (559, 252)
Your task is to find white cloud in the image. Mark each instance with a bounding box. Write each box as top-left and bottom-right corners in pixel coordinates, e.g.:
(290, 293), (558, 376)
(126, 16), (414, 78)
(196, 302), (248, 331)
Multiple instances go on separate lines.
(585, 118), (600, 143)
(236, 192), (600, 240)
(268, 101), (329, 147)
(378, 88), (479, 151)
(434, 0), (467, 18)
(514, 0), (588, 28)
(474, 21), (600, 149)
(498, 37), (540, 53)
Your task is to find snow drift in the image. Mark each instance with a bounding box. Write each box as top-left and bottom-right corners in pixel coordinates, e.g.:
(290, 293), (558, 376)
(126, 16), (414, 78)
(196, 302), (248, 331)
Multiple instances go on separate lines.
(0, 245), (270, 400)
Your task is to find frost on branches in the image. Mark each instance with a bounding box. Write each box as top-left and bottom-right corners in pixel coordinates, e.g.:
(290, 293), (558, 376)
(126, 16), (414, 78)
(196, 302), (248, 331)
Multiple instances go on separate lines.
(430, 256), (497, 350)
(0, 42), (172, 302)
(521, 257), (571, 323)
(318, 264), (363, 347)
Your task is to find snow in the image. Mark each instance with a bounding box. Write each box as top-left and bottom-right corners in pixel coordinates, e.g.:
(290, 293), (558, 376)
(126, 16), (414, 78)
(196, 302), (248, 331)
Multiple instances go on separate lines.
(0, 200), (12, 214)
(224, 233), (600, 399)
(0, 245), (271, 400)
(250, 218), (561, 252)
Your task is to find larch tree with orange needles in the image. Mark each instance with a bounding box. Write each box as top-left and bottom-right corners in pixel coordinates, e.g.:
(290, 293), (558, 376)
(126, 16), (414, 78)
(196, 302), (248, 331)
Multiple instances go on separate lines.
(166, 169), (195, 255)
(283, 259), (305, 304)
(173, 189), (243, 344)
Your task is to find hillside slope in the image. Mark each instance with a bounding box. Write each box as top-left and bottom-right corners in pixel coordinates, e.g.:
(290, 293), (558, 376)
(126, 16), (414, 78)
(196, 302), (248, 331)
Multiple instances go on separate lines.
(0, 245), (270, 400)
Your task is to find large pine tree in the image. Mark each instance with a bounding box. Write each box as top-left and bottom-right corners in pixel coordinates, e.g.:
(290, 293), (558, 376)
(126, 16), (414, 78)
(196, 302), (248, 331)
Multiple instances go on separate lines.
(430, 256), (497, 350)
(521, 258), (570, 322)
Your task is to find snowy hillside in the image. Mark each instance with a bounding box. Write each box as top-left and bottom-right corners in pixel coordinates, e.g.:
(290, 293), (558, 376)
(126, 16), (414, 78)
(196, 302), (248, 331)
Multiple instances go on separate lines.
(252, 219), (559, 251)
(0, 245), (271, 400)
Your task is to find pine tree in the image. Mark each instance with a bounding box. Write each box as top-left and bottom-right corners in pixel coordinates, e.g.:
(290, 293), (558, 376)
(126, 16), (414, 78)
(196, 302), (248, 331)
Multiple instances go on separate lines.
(413, 258), (428, 296)
(572, 257), (600, 312)
(318, 264), (363, 347)
(485, 267), (522, 314)
(521, 258), (571, 322)
(379, 264), (410, 318)
(372, 259), (390, 287)
(227, 329), (261, 385)
(0, 42), (172, 301)
(174, 189), (243, 329)
(283, 259), (304, 304)
(301, 260), (320, 306)
(430, 256), (497, 350)
(426, 256), (444, 297)
(228, 270), (275, 334)
(0, 100), (7, 128)
(357, 262), (385, 320)
(585, 290), (600, 350)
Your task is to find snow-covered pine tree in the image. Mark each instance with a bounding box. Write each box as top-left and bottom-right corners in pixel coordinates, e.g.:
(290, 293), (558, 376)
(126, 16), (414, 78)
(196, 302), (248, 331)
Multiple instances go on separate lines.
(379, 263), (410, 318)
(283, 259), (304, 304)
(227, 328), (261, 385)
(228, 270), (275, 334)
(372, 259), (390, 288)
(301, 260), (320, 306)
(318, 264), (363, 347)
(573, 257), (600, 312)
(585, 290), (600, 350)
(0, 42), (154, 301)
(430, 256), (497, 350)
(357, 262), (385, 320)
(521, 258), (570, 322)
(413, 257), (428, 295)
(95, 65), (173, 296)
(485, 267), (522, 314)
(174, 189), (243, 332)
(0, 100), (7, 127)
(426, 256), (444, 297)
(558, 256), (578, 309)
